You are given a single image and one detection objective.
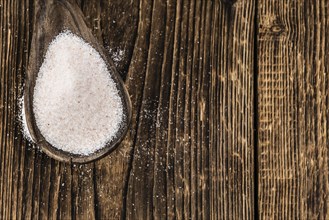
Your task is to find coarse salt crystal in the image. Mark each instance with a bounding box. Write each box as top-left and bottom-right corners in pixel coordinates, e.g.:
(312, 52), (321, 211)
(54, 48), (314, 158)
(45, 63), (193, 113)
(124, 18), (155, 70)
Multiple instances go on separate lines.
(32, 31), (124, 155)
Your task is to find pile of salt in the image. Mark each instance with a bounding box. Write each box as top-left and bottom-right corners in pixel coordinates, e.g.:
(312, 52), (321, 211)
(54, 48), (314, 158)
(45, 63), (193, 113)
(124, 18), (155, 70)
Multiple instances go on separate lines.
(32, 31), (124, 155)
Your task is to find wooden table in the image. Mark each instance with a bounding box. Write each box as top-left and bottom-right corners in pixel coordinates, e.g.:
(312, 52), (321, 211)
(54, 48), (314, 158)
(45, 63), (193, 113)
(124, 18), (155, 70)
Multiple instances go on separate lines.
(1, 0), (328, 219)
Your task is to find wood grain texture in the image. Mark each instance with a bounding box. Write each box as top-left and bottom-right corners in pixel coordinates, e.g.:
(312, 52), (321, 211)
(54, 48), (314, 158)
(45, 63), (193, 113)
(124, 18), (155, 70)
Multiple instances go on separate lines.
(0, 0), (254, 219)
(257, 0), (329, 219)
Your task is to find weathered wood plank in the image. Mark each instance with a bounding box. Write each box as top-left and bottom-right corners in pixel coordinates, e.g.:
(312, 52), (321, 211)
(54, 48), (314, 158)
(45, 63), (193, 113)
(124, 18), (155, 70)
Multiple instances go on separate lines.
(0, 0), (255, 219)
(257, 0), (329, 219)
(122, 0), (255, 219)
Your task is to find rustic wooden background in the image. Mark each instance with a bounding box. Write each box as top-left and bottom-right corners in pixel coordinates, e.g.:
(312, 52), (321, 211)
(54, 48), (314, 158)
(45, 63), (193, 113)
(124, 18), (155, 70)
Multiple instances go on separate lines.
(1, 0), (329, 219)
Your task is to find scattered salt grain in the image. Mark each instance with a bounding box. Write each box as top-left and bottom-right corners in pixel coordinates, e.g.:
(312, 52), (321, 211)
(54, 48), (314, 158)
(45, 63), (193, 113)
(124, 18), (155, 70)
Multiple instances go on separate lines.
(32, 31), (124, 155)
(108, 48), (124, 64)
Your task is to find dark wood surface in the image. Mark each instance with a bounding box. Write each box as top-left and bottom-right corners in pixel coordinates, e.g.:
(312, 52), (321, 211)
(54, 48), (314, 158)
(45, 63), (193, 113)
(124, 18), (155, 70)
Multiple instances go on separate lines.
(257, 0), (329, 219)
(1, 0), (328, 219)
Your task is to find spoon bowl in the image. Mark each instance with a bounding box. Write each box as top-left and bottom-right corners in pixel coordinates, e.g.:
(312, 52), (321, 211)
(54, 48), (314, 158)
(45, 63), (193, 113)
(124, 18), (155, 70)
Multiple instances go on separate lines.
(24, 0), (132, 163)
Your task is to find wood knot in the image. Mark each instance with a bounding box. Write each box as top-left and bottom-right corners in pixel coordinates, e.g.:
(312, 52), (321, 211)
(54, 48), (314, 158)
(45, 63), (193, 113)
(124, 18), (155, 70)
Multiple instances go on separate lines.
(259, 16), (286, 39)
(270, 24), (285, 35)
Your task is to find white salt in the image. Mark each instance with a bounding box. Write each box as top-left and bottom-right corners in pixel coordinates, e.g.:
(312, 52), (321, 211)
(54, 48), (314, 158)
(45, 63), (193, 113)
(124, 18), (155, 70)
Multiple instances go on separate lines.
(32, 31), (123, 155)
(108, 48), (124, 64)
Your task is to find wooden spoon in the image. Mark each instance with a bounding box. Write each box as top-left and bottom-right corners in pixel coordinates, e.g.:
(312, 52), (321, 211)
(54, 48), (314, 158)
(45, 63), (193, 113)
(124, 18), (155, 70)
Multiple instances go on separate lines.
(24, 0), (132, 163)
